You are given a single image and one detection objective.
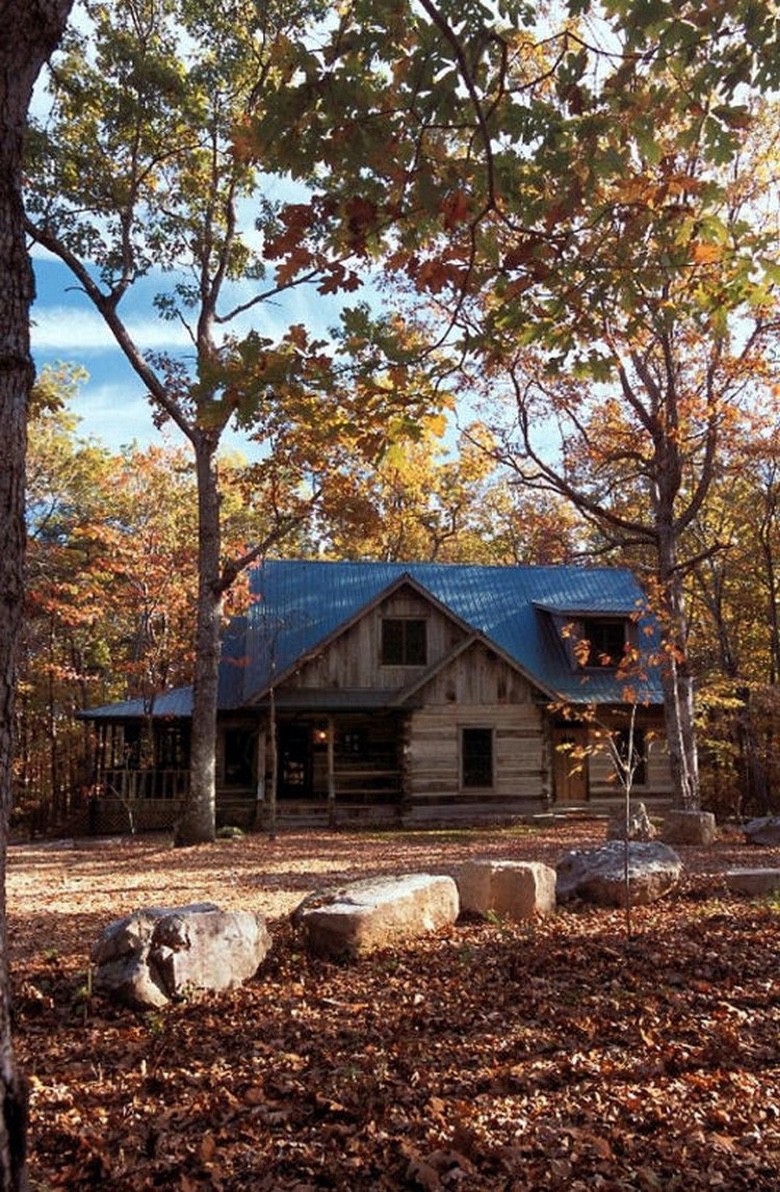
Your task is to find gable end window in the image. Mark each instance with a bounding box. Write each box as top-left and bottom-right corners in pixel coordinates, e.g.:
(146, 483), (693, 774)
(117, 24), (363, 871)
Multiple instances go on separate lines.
(381, 618), (427, 666)
(461, 727), (494, 788)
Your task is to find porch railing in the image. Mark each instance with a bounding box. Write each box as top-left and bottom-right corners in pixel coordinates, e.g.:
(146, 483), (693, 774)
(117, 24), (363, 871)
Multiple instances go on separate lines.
(102, 768), (190, 801)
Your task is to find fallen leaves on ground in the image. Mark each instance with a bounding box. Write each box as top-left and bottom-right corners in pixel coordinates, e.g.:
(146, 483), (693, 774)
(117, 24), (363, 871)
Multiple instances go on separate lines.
(8, 824), (780, 1189)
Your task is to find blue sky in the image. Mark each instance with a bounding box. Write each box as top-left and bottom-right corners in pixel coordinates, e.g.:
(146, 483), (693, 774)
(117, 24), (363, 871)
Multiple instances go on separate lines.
(31, 254), (183, 451)
(30, 247), (351, 457)
(25, 1), (406, 461)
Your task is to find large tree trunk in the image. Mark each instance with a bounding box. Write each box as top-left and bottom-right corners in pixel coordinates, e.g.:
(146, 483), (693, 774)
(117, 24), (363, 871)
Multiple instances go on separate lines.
(174, 432), (221, 845)
(659, 653), (700, 810)
(0, 3), (74, 1184)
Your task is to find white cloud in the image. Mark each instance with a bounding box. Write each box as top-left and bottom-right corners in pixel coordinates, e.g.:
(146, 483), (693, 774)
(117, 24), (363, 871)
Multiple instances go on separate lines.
(30, 305), (194, 353)
(71, 379), (259, 460)
(71, 382), (161, 450)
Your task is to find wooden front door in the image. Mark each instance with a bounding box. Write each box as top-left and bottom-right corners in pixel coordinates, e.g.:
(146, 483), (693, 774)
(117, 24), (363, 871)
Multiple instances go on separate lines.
(552, 727), (589, 805)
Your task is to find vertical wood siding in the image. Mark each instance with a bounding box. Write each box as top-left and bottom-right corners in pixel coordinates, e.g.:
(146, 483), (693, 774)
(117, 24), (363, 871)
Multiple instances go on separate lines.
(284, 591), (466, 690)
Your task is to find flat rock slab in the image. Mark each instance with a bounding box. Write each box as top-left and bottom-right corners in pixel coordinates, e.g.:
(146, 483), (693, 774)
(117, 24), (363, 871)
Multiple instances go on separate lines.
(744, 816), (780, 847)
(456, 860), (556, 921)
(725, 868), (780, 896)
(92, 902), (271, 1009)
(662, 810), (717, 846)
(556, 841), (683, 908)
(294, 874), (459, 959)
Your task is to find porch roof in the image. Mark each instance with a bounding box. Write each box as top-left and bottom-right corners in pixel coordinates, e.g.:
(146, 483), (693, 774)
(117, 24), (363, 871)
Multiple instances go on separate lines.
(81, 686), (193, 720)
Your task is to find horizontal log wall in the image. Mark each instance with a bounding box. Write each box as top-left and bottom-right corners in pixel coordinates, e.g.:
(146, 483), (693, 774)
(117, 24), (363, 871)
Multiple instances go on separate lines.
(588, 736), (673, 799)
(585, 709), (672, 799)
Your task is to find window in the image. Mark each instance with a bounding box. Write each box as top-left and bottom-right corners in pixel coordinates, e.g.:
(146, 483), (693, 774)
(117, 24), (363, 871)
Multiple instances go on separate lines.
(580, 618), (626, 668)
(615, 727), (647, 786)
(122, 724), (142, 769)
(341, 730), (365, 754)
(381, 618), (427, 666)
(156, 724), (189, 769)
(462, 727), (494, 788)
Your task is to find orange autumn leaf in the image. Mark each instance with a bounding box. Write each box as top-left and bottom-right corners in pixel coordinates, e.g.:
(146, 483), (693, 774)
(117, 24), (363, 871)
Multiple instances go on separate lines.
(691, 241), (723, 264)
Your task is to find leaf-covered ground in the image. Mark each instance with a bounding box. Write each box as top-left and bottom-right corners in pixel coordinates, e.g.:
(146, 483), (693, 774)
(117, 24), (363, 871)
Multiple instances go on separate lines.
(9, 823), (780, 1190)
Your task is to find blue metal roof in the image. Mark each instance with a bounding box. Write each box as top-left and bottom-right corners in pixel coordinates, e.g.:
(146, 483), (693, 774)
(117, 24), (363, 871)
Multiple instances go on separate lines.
(237, 560), (662, 707)
(82, 560), (663, 720)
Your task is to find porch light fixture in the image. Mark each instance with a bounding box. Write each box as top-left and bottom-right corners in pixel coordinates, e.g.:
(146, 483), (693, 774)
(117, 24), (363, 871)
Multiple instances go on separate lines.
(314, 726), (329, 743)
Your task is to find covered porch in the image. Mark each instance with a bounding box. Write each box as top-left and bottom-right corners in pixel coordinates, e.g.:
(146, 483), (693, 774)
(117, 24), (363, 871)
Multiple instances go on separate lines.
(79, 704), (408, 834)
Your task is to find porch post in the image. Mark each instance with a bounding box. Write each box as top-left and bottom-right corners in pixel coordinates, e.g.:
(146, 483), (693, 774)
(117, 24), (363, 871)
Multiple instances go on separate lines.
(541, 717), (553, 807)
(268, 690), (278, 840)
(326, 716), (336, 828)
(96, 723), (107, 786)
(254, 717), (266, 827)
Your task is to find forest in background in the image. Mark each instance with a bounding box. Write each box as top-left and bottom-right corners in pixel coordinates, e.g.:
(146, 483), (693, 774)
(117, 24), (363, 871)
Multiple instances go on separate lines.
(7, 0), (779, 840)
(18, 0), (780, 838)
(16, 369), (780, 836)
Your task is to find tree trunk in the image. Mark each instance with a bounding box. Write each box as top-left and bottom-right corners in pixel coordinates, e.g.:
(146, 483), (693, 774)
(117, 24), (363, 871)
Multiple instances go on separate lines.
(657, 540), (700, 810)
(0, 3), (74, 1184)
(734, 688), (770, 816)
(174, 432), (221, 845)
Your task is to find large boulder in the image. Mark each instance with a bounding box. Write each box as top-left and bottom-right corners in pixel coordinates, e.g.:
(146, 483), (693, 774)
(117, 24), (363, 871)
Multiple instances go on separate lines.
(91, 902), (271, 1009)
(456, 860), (556, 921)
(744, 816), (780, 847)
(294, 873), (459, 959)
(606, 802), (658, 842)
(662, 809), (717, 846)
(556, 841), (683, 908)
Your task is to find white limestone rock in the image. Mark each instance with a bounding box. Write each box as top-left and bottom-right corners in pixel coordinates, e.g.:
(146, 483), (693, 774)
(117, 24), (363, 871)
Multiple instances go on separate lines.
(91, 902), (271, 1009)
(294, 873), (459, 959)
(456, 860), (556, 921)
(662, 809), (717, 846)
(725, 868), (780, 896)
(744, 816), (780, 847)
(607, 802), (658, 842)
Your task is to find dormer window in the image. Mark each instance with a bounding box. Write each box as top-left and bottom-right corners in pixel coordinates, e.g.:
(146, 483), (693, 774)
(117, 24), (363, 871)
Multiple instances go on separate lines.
(578, 618), (627, 668)
(381, 617), (427, 666)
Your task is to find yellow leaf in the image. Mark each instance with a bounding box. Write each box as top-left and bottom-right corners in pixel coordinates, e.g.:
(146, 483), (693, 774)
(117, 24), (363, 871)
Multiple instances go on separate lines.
(691, 242), (722, 264)
(424, 413), (448, 439)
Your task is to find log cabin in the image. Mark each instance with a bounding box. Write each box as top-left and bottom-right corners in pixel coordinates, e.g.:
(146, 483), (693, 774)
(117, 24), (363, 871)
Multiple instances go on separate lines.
(78, 559), (673, 833)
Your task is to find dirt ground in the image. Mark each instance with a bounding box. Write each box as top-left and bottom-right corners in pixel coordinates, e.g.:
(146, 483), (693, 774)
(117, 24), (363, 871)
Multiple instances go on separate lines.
(8, 822), (780, 1190)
